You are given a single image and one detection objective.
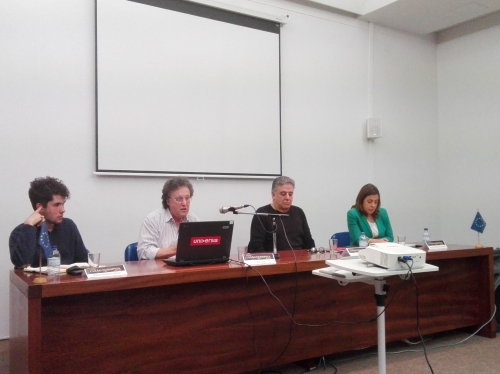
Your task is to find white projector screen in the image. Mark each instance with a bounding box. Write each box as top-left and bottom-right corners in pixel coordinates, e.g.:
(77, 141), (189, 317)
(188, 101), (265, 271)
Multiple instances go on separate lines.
(96, 0), (282, 178)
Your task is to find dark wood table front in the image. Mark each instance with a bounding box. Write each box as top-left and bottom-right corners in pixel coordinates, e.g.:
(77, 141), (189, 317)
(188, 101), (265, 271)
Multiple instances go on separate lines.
(10, 245), (495, 374)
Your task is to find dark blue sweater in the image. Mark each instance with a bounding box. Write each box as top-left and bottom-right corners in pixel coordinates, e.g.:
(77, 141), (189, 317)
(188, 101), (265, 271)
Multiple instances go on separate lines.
(9, 218), (88, 268)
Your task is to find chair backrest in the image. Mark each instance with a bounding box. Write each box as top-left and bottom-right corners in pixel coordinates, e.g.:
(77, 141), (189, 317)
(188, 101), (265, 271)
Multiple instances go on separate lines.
(331, 232), (350, 247)
(124, 242), (139, 261)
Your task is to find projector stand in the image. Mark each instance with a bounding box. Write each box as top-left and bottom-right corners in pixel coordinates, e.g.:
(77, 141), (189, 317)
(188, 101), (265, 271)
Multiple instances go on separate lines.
(374, 278), (388, 374)
(313, 259), (439, 374)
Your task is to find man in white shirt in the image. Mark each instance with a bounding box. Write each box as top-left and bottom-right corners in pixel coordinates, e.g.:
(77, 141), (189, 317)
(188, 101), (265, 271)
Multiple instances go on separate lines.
(137, 177), (199, 260)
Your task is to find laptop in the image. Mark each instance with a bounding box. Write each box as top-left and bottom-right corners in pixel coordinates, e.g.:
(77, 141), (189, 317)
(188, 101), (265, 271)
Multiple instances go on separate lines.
(163, 220), (234, 267)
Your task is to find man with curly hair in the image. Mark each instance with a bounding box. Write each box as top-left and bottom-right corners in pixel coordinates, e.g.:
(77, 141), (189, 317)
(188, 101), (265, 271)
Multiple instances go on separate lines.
(137, 177), (199, 260)
(9, 176), (88, 268)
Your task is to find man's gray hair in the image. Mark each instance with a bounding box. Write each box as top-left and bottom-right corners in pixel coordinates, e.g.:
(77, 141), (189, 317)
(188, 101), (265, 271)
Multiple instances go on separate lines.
(271, 176), (295, 192)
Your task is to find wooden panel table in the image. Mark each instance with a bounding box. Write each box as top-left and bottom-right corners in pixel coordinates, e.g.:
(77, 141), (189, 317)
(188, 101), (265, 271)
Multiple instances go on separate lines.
(9, 245), (495, 374)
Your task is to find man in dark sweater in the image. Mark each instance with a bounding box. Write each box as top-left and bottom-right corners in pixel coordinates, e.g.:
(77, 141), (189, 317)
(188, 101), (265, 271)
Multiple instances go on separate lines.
(248, 176), (315, 253)
(9, 177), (88, 268)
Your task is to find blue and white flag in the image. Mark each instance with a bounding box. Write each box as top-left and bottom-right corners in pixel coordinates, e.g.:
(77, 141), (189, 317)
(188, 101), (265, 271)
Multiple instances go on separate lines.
(38, 221), (52, 259)
(471, 211), (486, 234)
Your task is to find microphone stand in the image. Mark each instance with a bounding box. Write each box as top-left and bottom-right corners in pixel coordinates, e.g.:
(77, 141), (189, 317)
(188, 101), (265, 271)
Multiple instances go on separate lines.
(226, 211), (288, 259)
(33, 246), (47, 284)
(229, 211), (288, 217)
(272, 217), (279, 259)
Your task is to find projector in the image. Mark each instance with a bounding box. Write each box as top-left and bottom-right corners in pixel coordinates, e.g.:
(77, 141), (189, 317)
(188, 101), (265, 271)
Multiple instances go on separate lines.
(358, 243), (426, 270)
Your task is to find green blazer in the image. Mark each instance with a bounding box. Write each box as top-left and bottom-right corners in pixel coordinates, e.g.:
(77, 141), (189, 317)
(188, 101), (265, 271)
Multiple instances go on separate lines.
(347, 207), (394, 246)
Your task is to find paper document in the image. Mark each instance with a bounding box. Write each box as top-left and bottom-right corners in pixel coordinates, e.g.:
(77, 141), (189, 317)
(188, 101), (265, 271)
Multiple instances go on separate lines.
(24, 262), (89, 274)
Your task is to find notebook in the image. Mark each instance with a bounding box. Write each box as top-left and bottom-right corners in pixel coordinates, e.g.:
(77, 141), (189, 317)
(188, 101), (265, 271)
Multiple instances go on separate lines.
(163, 220), (234, 267)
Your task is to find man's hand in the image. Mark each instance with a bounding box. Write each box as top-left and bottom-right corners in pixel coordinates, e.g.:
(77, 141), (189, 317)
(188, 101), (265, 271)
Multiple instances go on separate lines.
(24, 206), (44, 227)
(155, 245), (177, 259)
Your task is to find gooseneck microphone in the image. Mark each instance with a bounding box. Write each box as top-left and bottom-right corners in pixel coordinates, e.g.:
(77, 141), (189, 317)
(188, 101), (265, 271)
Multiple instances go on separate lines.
(219, 205), (250, 214)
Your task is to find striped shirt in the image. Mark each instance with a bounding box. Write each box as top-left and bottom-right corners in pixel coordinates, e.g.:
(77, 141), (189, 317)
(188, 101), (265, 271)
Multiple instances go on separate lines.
(137, 208), (199, 260)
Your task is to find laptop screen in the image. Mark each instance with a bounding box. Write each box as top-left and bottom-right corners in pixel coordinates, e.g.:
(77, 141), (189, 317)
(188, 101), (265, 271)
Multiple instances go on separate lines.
(165, 221), (234, 266)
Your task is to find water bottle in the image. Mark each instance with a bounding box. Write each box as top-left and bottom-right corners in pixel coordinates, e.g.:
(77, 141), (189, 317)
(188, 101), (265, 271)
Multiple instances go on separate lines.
(359, 232), (368, 247)
(47, 245), (61, 276)
(422, 228), (430, 248)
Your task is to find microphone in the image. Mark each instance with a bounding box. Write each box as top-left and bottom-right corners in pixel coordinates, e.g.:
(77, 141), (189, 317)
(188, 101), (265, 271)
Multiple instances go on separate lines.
(219, 205), (250, 214)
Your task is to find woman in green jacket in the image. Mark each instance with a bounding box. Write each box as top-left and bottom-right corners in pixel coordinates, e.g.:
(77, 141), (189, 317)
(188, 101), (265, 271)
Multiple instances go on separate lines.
(347, 184), (393, 246)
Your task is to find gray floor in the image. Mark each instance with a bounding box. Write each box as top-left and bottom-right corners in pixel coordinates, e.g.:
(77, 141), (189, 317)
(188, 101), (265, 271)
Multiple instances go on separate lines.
(246, 330), (500, 374)
(2, 330), (499, 374)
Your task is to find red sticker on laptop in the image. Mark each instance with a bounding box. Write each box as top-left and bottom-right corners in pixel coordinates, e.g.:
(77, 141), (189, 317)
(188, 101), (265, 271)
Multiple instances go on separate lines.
(190, 236), (221, 246)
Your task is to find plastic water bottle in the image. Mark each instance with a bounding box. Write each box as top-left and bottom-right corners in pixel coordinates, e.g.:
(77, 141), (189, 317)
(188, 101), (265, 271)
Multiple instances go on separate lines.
(47, 245), (61, 276)
(359, 232), (368, 247)
(422, 228), (430, 248)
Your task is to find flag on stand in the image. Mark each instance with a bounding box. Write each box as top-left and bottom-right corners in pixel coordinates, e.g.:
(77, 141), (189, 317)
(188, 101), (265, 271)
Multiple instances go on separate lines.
(38, 221), (52, 259)
(471, 211), (486, 234)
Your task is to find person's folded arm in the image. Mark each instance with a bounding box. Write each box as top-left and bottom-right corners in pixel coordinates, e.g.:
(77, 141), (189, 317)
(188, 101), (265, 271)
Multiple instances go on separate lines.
(381, 209), (394, 242)
(137, 218), (161, 260)
(301, 211), (316, 249)
(248, 216), (267, 253)
(9, 224), (38, 268)
(64, 219), (89, 263)
(347, 210), (362, 246)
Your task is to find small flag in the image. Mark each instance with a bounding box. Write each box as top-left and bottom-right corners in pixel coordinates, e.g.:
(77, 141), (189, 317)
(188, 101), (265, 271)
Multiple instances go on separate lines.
(38, 221), (52, 259)
(471, 211), (486, 234)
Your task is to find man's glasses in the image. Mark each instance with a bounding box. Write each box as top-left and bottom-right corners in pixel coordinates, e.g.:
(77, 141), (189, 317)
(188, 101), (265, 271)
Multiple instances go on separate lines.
(169, 196), (191, 203)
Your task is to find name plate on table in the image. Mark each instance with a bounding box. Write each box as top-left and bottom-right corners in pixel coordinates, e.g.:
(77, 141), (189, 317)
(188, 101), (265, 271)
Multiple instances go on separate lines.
(243, 253), (276, 266)
(84, 265), (128, 279)
(425, 240), (448, 252)
(343, 247), (363, 257)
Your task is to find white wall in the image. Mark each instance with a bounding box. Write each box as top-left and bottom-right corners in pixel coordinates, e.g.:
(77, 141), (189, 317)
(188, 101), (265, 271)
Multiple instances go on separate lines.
(437, 14), (500, 246)
(371, 25), (440, 240)
(0, 0), (439, 338)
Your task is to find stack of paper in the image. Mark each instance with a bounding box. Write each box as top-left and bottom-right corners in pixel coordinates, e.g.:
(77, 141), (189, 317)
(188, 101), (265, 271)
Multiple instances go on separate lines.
(24, 263), (89, 274)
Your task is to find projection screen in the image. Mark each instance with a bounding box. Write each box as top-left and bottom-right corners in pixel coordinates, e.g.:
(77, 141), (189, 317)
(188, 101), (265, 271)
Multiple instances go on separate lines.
(96, 0), (282, 178)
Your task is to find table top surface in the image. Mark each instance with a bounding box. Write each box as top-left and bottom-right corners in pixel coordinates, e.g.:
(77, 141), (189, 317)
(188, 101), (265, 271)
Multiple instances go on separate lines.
(10, 245), (492, 299)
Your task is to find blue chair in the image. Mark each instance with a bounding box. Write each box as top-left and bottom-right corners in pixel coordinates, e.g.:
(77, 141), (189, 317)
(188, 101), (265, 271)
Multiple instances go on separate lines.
(124, 242), (139, 261)
(331, 232), (350, 247)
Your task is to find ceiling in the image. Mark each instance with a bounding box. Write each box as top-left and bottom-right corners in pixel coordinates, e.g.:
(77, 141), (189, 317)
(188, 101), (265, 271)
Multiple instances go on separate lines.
(307, 0), (500, 34)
